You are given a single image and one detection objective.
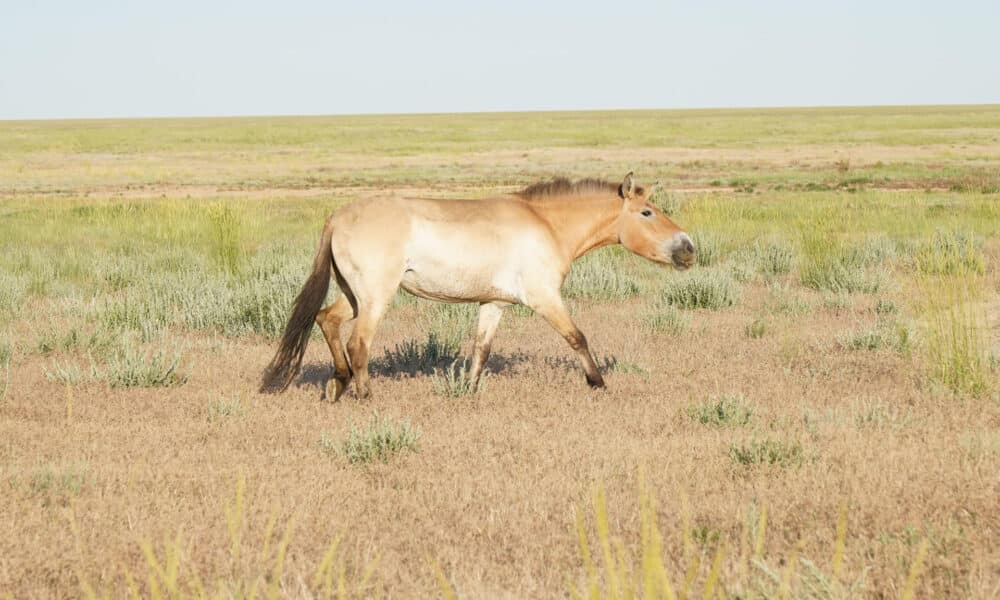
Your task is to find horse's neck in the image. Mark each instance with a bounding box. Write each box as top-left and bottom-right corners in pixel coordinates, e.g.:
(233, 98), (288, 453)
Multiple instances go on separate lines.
(530, 194), (621, 262)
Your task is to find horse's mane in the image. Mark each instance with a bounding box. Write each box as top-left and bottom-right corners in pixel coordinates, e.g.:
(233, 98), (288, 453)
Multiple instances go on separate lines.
(515, 177), (623, 200)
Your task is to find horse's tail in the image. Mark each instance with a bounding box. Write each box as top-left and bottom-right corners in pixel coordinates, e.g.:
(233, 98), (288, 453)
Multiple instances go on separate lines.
(259, 216), (335, 393)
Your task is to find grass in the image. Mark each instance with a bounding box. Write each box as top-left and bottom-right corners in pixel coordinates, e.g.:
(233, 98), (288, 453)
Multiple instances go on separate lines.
(565, 477), (924, 599)
(372, 332), (461, 376)
(1, 107), (998, 597)
(729, 439), (806, 469)
(98, 341), (188, 388)
(563, 249), (641, 300)
(919, 270), (992, 397)
(838, 321), (912, 354)
(431, 359), (484, 397)
(642, 303), (691, 335)
(323, 414), (421, 465)
(661, 268), (740, 309)
(0, 340), (10, 402)
(207, 395), (247, 421)
(687, 394), (754, 426)
(30, 463), (88, 505)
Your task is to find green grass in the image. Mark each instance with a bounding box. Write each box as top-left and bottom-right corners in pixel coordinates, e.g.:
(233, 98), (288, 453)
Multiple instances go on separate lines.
(687, 394), (754, 427)
(661, 268), (741, 309)
(208, 396), (247, 421)
(642, 303), (691, 335)
(919, 272), (992, 397)
(29, 463), (88, 505)
(98, 340), (188, 388)
(838, 321), (912, 354)
(322, 414), (421, 465)
(563, 249), (642, 300)
(372, 332), (461, 377)
(729, 439), (806, 469)
(431, 359), (484, 397)
(0, 340), (11, 402)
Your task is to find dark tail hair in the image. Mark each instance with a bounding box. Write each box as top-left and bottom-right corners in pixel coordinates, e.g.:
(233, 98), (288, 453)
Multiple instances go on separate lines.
(259, 217), (336, 393)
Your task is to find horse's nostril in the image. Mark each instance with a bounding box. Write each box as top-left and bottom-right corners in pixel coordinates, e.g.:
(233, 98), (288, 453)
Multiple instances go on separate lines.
(683, 238), (695, 254)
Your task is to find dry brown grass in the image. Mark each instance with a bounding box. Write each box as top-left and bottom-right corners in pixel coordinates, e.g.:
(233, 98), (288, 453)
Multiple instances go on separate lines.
(2, 107), (1000, 598)
(2, 289), (998, 597)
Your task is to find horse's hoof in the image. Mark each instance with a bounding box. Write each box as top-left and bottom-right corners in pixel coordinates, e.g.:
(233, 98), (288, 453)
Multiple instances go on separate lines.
(587, 376), (606, 389)
(324, 379), (350, 402)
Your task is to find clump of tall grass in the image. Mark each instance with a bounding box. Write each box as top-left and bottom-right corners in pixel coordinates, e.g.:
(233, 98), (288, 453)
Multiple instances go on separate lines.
(838, 321), (912, 354)
(371, 332), (460, 376)
(729, 439), (806, 468)
(642, 303), (691, 335)
(208, 395), (247, 421)
(427, 302), (477, 350)
(687, 393), (754, 426)
(690, 231), (723, 267)
(44, 360), (86, 385)
(801, 258), (886, 294)
(323, 414), (421, 465)
(913, 230), (984, 275)
(661, 268), (740, 309)
(763, 282), (813, 316)
(564, 251), (641, 300)
(918, 268), (991, 397)
(95, 340), (188, 388)
(735, 238), (795, 279)
(206, 202), (245, 275)
(800, 234), (888, 294)
(432, 359), (485, 397)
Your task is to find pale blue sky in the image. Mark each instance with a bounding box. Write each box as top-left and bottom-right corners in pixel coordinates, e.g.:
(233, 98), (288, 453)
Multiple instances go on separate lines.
(2, 1), (998, 119)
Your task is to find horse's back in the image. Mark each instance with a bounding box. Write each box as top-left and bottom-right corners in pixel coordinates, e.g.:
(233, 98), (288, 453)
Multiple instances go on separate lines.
(330, 195), (562, 304)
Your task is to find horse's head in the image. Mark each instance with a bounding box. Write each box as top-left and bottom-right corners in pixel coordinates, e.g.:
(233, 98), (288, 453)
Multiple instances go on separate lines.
(616, 172), (696, 270)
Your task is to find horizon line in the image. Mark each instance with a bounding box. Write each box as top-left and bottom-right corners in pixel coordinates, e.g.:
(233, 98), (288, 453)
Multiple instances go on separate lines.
(2, 102), (998, 124)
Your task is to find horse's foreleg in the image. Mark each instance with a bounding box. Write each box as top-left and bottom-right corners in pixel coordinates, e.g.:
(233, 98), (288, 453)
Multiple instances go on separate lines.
(530, 297), (605, 389)
(468, 302), (504, 388)
(315, 295), (356, 401)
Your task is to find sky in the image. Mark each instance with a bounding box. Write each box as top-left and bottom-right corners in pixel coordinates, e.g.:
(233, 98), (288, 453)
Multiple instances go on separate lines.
(1, 0), (998, 120)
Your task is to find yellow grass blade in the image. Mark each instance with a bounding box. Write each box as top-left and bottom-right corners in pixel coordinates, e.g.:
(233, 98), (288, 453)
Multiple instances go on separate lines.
(312, 534), (343, 590)
(901, 539), (930, 600)
(594, 486), (621, 598)
(429, 557), (457, 600)
(575, 507), (599, 599)
(702, 542), (725, 600)
(832, 501), (848, 579)
(752, 506), (768, 562)
(224, 475), (245, 564)
(267, 516), (296, 600)
(778, 545), (800, 600)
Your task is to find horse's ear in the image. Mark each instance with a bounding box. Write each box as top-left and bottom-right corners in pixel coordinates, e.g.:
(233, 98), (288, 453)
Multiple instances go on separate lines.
(618, 171), (636, 199)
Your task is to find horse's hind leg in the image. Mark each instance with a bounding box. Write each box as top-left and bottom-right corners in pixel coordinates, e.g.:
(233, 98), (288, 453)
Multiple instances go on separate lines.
(315, 294), (355, 401)
(346, 295), (392, 400)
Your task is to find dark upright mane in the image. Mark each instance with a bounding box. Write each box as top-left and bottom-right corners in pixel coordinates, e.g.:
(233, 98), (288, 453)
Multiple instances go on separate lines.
(515, 177), (623, 200)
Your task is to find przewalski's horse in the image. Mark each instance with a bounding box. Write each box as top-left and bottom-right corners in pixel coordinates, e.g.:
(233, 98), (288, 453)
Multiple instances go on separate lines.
(261, 172), (695, 400)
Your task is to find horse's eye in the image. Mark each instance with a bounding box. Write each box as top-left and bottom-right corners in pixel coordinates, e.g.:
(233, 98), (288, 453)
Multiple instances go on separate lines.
(641, 209), (653, 217)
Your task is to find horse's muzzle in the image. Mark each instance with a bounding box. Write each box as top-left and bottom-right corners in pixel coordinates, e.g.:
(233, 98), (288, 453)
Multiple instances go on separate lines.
(670, 233), (696, 270)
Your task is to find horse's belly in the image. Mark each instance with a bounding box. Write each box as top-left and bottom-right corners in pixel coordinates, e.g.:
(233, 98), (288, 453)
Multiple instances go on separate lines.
(400, 265), (519, 304)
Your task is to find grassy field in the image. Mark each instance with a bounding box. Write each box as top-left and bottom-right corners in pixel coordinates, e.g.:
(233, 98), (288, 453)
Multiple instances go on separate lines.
(1, 105), (999, 598)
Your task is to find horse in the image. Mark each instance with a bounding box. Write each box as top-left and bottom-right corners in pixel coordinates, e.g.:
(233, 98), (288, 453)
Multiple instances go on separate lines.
(260, 172), (696, 400)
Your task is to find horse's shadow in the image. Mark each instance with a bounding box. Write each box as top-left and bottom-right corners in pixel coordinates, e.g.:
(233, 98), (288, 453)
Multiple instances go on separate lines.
(294, 349), (533, 392)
